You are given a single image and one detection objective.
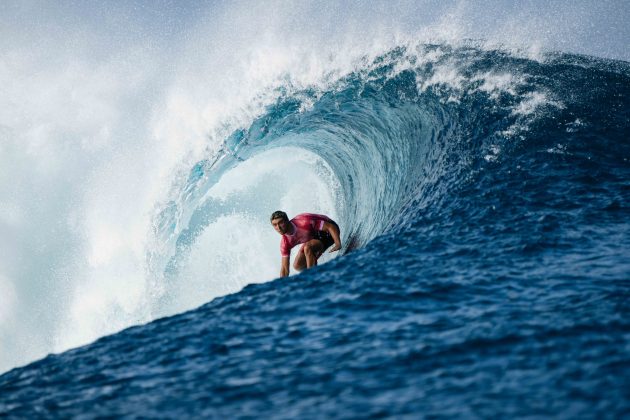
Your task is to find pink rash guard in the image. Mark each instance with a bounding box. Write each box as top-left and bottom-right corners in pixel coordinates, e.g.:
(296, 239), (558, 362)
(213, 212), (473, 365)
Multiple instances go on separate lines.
(280, 213), (335, 257)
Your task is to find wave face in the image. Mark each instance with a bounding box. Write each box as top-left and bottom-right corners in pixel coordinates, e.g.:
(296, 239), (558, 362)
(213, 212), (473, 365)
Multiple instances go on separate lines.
(2, 43), (629, 417)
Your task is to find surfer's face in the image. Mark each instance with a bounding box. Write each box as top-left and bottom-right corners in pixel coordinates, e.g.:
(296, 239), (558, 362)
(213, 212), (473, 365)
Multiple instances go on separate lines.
(271, 217), (290, 235)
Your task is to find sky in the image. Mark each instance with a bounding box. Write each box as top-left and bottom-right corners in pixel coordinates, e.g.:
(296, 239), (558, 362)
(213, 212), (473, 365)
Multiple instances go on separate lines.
(2, 1), (629, 61)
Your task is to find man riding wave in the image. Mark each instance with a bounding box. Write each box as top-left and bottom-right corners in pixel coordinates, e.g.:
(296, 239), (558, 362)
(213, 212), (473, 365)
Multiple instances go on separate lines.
(270, 211), (341, 277)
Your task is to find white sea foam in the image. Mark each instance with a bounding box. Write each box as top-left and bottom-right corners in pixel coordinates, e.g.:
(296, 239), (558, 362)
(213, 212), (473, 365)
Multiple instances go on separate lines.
(472, 72), (522, 99)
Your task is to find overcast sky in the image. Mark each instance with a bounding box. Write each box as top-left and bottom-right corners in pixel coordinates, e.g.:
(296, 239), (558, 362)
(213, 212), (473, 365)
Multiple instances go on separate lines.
(2, 0), (628, 61)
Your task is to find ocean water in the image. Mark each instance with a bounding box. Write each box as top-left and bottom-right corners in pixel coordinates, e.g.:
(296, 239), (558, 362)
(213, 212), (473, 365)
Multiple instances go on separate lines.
(1, 2), (629, 418)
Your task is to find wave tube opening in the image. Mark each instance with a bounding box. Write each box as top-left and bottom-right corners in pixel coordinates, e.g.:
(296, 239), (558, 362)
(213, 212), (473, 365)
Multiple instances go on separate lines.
(148, 146), (343, 317)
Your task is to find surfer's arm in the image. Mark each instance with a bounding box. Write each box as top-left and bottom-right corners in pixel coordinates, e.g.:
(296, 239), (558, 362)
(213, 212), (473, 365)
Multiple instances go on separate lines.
(280, 256), (290, 277)
(322, 221), (342, 252)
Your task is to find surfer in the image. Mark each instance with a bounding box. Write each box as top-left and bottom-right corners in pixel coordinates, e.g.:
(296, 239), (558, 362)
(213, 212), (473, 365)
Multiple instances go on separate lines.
(270, 210), (341, 277)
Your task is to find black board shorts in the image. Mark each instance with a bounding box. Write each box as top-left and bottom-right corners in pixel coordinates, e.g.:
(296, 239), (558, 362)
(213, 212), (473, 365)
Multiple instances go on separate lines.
(314, 221), (339, 250)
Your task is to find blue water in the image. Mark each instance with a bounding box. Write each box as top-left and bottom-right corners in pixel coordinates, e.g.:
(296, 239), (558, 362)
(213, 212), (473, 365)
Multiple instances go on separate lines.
(1, 44), (629, 417)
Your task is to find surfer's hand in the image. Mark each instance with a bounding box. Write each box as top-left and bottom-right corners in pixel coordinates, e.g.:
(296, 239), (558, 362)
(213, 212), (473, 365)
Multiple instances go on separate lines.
(329, 244), (341, 253)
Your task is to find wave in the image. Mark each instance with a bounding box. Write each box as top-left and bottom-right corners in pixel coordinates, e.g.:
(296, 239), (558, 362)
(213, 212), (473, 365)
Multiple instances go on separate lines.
(147, 42), (628, 314)
(1, 29), (628, 382)
(2, 38), (629, 416)
(2, 0), (630, 379)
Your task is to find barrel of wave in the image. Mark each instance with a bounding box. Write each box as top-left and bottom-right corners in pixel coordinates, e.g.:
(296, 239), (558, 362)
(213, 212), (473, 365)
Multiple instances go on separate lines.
(157, 147), (344, 315)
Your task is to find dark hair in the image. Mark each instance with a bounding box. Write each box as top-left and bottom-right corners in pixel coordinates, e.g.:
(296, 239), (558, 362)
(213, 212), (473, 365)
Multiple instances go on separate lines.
(270, 210), (288, 222)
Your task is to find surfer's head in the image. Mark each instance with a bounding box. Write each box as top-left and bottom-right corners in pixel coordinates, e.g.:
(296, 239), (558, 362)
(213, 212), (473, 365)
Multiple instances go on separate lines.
(270, 210), (290, 235)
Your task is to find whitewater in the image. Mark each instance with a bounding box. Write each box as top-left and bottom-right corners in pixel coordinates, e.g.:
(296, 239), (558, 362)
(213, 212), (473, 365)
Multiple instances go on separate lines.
(1, 1), (629, 417)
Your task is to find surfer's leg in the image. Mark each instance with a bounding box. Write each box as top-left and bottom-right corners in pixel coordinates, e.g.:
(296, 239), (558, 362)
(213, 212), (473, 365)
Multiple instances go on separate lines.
(293, 248), (307, 272)
(303, 239), (325, 268)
